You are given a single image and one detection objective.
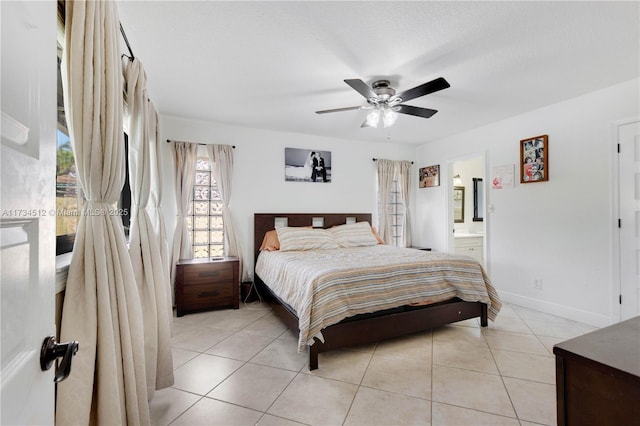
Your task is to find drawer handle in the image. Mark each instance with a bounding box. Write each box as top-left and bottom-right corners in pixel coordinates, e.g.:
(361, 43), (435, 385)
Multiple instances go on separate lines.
(198, 291), (220, 298)
(198, 271), (220, 278)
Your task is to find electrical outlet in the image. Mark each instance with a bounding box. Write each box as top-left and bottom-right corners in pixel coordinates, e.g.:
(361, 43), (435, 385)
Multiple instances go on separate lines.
(534, 279), (543, 290)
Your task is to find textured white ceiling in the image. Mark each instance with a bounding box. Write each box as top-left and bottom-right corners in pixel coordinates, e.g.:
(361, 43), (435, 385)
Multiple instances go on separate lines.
(116, 1), (639, 145)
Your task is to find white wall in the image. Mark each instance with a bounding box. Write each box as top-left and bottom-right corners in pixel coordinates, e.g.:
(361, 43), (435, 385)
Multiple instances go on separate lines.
(158, 116), (416, 277)
(415, 78), (640, 327)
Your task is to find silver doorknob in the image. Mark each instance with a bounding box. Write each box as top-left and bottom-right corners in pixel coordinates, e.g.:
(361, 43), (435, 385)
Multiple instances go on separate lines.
(40, 336), (79, 382)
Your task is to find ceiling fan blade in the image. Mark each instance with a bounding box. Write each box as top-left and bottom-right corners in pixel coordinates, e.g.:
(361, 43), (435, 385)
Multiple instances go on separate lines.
(315, 106), (362, 114)
(344, 79), (377, 99)
(396, 77), (450, 103)
(397, 104), (438, 119)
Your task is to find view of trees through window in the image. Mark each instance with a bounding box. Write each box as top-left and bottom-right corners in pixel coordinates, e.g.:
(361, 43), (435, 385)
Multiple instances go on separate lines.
(56, 38), (80, 254)
(56, 128), (79, 235)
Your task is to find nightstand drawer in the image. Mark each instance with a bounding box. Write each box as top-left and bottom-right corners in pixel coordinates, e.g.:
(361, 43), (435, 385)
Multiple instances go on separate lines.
(182, 264), (234, 285)
(182, 283), (233, 310)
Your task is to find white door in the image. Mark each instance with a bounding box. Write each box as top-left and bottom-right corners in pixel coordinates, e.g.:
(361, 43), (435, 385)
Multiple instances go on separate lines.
(1, 1), (57, 424)
(619, 120), (640, 320)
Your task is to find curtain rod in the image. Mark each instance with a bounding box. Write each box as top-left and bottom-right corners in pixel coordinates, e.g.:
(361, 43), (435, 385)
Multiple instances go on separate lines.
(120, 23), (135, 61)
(166, 139), (236, 149)
(372, 158), (414, 164)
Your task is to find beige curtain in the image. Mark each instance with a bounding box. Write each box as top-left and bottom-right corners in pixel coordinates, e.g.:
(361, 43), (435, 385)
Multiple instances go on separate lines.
(376, 159), (394, 244)
(206, 145), (248, 282)
(124, 58), (174, 399)
(397, 160), (413, 247)
(57, 1), (149, 425)
(170, 142), (198, 286)
(376, 159), (412, 247)
(146, 101), (172, 332)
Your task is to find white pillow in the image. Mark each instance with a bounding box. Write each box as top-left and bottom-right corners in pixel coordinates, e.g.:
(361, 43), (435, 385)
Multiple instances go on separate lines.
(330, 221), (379, 248)
(276, 227), (339, 251)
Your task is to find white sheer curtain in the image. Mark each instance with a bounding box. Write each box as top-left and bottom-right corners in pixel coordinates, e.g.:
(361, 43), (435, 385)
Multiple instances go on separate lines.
(376, 159), (413, 247)
(57, 1), (149, 424)
(124, 58), (174, 399)
(206, 145), (248, 282)
(170, 142), (198, 286)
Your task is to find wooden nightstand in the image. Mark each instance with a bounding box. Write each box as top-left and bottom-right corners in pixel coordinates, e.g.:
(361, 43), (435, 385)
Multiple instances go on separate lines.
(175, 257), (239, 317)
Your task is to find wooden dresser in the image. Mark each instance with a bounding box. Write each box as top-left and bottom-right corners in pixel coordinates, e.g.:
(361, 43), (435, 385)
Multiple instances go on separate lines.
(175, 257), (239, 317)
(553, 316), (640, 426)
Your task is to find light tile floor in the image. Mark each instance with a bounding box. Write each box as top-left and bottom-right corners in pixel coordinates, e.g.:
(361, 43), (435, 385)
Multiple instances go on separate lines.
(150, 301), (598, 426)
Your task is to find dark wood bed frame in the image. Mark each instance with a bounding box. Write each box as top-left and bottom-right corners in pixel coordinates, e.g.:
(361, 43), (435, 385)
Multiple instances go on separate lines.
(253, 213), (488, 370)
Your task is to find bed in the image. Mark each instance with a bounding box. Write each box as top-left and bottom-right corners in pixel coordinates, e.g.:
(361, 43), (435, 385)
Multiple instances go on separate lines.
(253, 213), (501, 370)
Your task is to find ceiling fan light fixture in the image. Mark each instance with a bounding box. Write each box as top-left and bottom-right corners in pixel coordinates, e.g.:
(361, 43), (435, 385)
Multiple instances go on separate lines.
(366, 110), (381, 127)
(383, 109), (398, 128)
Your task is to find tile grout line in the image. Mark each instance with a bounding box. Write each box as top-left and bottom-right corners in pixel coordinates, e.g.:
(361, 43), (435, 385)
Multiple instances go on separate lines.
(482, 318), (522, 424)
(340, 344), (376, 425)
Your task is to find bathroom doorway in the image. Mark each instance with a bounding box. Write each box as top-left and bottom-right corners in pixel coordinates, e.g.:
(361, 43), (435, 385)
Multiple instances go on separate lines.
(449, 155), (487, 266)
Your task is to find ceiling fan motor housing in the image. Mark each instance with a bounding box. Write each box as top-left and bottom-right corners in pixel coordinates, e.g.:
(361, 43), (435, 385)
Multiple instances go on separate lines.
(371, 80), (396, 102)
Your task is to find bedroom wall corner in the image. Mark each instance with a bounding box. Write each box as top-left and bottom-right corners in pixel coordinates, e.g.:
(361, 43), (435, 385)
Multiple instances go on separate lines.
(414, 77), (640, 327)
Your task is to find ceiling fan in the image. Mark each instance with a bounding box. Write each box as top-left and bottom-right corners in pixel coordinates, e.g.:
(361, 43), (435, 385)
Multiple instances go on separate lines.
(315, 77), (450, 128)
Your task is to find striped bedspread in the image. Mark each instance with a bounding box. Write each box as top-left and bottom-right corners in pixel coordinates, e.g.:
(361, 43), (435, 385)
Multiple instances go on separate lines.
(255, 245), (501, 352)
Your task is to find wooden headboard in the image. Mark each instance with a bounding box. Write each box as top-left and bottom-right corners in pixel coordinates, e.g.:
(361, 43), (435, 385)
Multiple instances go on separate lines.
(253, 213), (372, 262)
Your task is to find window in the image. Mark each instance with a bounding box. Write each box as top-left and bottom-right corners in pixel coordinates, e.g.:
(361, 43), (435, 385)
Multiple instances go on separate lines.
(376, 160), (411, 248)
(56, 31), (79, 255)
(119, 135), (132, 235)
(186, 157), (224, 258)
(56, 8), (131, 255)
(386, 178), (406, 246)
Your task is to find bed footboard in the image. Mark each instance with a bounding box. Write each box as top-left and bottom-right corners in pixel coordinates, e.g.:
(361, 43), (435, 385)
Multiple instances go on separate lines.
(307, 299), (487, 370)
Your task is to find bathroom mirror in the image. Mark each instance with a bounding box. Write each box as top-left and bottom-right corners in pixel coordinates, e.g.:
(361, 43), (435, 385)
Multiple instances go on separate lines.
(453, 186), (465, 223)
(473, 178), (484, 222)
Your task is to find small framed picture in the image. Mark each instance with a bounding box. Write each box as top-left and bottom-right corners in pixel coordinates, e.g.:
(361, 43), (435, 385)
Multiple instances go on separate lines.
(520, 135), (548, 183)
(419, 165), (440, 188)
(491, 164), (515, 189)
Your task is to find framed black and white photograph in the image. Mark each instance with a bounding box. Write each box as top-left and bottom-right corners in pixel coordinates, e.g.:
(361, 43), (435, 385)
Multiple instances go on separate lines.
(285, 147), (332, 182)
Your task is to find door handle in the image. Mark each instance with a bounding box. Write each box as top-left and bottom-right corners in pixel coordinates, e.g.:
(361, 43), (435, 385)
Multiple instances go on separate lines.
(40, 336), (79, 383)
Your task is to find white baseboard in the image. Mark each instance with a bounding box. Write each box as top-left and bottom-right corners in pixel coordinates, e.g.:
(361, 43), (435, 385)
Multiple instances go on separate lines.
(499, 290), (613, 328)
